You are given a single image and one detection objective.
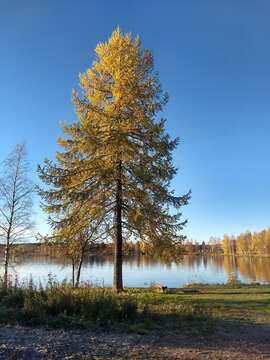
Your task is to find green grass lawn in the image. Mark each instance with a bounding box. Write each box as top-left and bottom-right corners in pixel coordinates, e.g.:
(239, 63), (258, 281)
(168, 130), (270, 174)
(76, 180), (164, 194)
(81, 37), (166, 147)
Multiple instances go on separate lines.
(131, 285), (270, 320)
(1, 283), (270, 333)
(124, 284), (270, 333)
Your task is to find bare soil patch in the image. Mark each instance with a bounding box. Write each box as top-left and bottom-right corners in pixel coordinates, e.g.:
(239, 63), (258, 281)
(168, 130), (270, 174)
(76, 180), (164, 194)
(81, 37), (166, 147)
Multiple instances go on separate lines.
(1, 322), (270, 359)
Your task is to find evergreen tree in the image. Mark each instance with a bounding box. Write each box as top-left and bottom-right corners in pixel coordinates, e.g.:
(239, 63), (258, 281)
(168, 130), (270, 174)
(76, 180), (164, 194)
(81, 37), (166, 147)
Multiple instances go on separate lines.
(38, 28), (191, 292)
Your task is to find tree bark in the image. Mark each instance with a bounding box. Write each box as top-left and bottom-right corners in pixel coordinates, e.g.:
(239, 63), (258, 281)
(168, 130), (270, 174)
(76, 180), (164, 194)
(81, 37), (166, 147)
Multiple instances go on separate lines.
(75, 252), (84, 288)
(3, 236), (10, 289)
(113, 160), (123, 292)
(71, 259), (75, 287)
(2, 148), (20, 289)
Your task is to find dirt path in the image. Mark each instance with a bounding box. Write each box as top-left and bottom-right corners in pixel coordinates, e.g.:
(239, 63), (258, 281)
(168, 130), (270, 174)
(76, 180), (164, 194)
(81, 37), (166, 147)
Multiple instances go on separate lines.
(1, 323), (270, 359)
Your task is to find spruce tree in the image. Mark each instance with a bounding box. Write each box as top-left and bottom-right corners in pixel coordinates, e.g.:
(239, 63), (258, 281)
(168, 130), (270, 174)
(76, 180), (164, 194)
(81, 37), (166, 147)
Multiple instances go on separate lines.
(38, 28), (191, 292)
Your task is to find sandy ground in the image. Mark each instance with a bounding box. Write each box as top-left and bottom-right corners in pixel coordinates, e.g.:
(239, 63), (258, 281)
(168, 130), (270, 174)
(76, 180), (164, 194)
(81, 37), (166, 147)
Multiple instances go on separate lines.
(1, 323), (270, 359)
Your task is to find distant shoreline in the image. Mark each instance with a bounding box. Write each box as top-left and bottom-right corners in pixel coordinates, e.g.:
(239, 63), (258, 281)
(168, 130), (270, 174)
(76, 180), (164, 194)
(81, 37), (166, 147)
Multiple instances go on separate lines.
(1, 243), (270, 258)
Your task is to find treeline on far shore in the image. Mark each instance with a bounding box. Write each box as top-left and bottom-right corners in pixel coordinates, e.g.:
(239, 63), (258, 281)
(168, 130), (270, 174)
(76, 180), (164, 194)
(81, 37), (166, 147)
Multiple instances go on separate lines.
(0, 240), (223, 259)
(1, 227), (270, 260)
(221, 228), (270, 256)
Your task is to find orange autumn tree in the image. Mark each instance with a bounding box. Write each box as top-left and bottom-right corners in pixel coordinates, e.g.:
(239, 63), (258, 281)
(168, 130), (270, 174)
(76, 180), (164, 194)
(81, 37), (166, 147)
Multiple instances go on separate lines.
(38, 28), (190, 292)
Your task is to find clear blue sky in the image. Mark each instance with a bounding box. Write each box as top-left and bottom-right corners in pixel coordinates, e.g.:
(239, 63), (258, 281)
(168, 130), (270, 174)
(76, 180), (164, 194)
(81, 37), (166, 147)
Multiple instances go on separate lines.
(1, 0), (270, 241)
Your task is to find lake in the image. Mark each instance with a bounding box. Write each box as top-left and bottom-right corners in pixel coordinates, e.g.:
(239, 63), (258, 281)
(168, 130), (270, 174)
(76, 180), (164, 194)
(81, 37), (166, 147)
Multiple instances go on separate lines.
(3, 254), (270, 287)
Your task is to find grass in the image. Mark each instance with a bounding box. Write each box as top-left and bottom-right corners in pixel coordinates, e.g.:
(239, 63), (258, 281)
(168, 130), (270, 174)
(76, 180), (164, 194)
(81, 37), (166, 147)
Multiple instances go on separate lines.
(0, 284), (138, 329)
(0, 279), (270, 334)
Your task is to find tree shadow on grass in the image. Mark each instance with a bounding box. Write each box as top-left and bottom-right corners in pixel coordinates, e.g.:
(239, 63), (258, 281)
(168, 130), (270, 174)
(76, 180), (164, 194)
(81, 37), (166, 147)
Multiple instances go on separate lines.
(190, 297), (270, 308)
(132, 311), (270, 355)
(167, 288), (270, 296)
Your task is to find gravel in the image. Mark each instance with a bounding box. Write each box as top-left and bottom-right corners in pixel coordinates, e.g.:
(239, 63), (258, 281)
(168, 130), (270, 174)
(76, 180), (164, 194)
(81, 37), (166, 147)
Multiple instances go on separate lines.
(0, 323), (270, 359)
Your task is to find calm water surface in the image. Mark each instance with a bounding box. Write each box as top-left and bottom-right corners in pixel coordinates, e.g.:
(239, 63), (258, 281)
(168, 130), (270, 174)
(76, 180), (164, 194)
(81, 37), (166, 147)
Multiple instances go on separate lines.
(3, 255), (270, 287)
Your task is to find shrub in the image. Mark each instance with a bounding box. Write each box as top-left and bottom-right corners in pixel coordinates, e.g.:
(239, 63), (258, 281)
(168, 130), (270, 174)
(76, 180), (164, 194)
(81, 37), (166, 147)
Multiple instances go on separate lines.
(0, 289), (24, 309)
(0, 279), (140, 328)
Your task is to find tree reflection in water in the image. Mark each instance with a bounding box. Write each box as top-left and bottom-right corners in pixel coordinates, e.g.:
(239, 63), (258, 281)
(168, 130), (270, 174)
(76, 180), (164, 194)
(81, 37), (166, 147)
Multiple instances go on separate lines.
(1, 251), (270, 286)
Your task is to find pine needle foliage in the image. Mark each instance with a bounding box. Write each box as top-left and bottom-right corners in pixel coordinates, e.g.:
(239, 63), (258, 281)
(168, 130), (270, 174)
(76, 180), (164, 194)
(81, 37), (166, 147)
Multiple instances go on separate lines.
(37, 28), (191, 291)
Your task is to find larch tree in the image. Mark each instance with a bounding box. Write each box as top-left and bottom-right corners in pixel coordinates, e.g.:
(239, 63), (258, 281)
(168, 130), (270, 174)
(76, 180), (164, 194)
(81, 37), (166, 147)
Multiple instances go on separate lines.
(38, 28), (191, 292)
(0, 143), (34, 288)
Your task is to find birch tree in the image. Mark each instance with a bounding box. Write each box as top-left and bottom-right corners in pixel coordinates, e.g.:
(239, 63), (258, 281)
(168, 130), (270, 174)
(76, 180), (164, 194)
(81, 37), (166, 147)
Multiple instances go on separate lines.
(0, 143), (34, 288)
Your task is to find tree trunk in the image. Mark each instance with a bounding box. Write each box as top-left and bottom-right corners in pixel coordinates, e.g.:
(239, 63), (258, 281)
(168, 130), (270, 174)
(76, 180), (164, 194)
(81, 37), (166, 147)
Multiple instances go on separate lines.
(114, 160), (123, 292)
(72, 259), (75, 287)
(75, 252), (84, 288)
(3, 236), (10, 289)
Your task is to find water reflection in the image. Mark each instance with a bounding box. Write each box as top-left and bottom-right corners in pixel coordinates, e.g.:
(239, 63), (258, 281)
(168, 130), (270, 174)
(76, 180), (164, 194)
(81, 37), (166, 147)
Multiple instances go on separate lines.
(2, 254), (270, 287)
